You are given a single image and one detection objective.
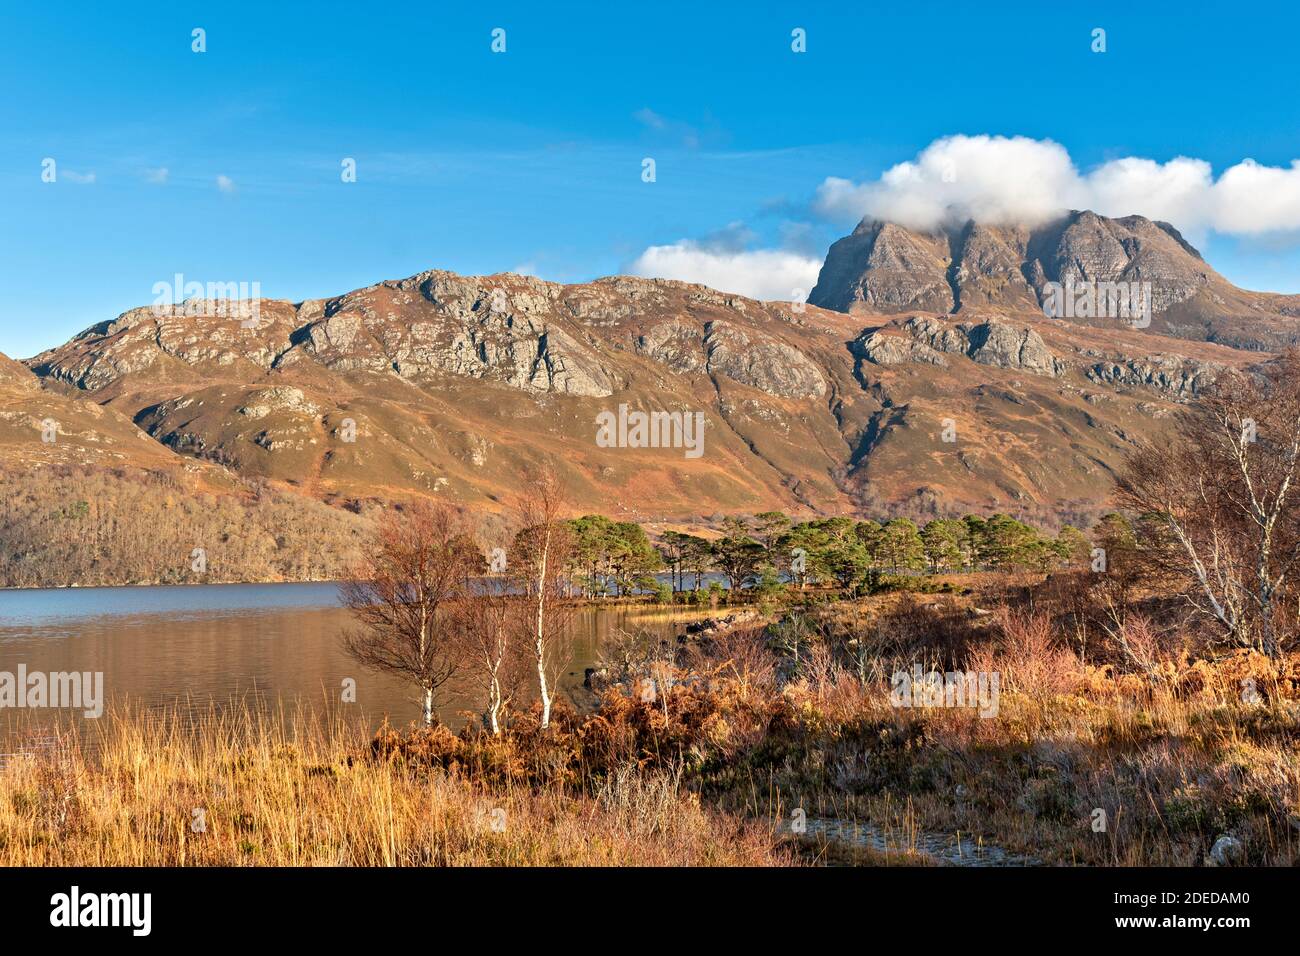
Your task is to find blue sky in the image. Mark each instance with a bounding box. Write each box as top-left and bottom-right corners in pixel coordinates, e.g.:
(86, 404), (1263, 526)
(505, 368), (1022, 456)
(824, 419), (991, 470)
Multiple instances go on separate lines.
(3, 1), (1300, 358)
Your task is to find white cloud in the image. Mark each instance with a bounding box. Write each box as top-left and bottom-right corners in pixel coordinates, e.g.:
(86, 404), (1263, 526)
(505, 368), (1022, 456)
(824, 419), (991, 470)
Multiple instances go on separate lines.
(629, 241), (821, 302)
(216, 174), (236, 194)
(633, 107), (667, 131)
(814, 134), (1300, 236)
(62, 170), (96, 184)
(145, 167), (169, 184)
(630, 137), (1300, 302)
(1212, 159), (1300, 234)
(632, 107), (702, 149)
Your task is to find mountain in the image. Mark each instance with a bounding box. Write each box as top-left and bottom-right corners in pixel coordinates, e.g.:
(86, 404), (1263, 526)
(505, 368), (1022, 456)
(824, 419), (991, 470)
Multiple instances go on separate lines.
(810, 211), (1300, 351)
(0, 348), (228, 479)
(21, 275), (864, 519)
(15, 249), (1257, 524)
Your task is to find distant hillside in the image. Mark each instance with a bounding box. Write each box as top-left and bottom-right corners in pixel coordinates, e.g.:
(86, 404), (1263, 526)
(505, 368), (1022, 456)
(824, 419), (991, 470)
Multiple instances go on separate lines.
(0, 463), (371, 588)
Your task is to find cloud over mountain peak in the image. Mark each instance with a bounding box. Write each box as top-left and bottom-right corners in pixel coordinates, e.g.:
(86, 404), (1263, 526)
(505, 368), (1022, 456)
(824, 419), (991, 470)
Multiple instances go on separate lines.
(815, 134), (1300, 237)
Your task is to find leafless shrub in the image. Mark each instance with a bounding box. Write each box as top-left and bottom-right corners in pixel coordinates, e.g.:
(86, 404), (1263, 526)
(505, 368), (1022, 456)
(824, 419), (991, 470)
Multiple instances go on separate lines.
(340, 500), (479, 726)
(979, 607), (1079, 699)
(455, 592), (529, 735)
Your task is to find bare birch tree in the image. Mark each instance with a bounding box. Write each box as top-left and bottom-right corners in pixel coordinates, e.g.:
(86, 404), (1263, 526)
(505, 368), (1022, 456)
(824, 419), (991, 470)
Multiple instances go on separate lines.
(339, 501), (479, 725)
(455, 591), (527, 734)
(510, 466), (574, 729)
(1118, 352), (1300, 658)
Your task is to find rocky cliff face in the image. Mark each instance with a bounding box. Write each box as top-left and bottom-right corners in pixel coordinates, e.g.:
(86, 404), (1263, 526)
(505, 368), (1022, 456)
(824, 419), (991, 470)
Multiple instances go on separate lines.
(810, 211), (1300, 351)
(810, 221), (954, 314)
(1082, 354), (1224, 400)
(853, 317), (1062, 378)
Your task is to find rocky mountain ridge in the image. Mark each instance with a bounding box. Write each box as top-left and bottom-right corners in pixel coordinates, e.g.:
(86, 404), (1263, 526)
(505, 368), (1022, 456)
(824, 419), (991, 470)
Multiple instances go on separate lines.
(6, 211), (1283, 522)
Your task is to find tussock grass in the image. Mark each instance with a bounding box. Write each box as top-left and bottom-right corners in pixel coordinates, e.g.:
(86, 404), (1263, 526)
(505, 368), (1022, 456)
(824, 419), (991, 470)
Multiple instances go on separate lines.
(0, 702), (788, 867)
(719, 603), (1300, 867)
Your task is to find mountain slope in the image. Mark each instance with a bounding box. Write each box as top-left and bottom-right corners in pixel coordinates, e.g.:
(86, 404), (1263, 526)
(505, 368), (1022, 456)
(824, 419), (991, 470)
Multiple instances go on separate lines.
(0, 349), (227, 478)
(19, 261), (1257, 523)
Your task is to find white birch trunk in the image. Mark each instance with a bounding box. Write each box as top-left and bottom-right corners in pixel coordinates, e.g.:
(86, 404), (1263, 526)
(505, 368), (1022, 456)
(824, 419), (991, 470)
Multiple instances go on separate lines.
(536, 525), (552, 729)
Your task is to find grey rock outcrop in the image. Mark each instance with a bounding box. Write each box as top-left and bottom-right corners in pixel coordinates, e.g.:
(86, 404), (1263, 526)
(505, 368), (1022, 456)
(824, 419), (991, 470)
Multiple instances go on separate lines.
(966, 321), (1062, 377)
(949, 222), (1038, 311)
(634, 320), (706, 374)
(1208, 834), (1245, 867)
(854, 316), (1061, 377)
(632, 317), (827, 398)
(702, 321), (826, 398)
(850, 330), (948, 368)
(1084, 355), (1223, 400)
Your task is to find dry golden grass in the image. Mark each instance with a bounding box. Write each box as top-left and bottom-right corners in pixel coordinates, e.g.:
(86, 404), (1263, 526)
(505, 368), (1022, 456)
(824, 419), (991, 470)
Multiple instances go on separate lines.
(0, 703), (789, 867)
(747, 623), (1300, 866)
(5, 592), (1298, 868)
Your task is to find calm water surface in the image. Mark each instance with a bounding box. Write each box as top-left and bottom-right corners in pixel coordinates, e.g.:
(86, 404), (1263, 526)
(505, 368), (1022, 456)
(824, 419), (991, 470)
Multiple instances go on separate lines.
(0, 583), (706, 739)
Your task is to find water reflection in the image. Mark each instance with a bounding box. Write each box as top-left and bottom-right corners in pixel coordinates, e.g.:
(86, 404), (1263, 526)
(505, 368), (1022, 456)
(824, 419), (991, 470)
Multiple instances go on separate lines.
(0, 583), (714, 739)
